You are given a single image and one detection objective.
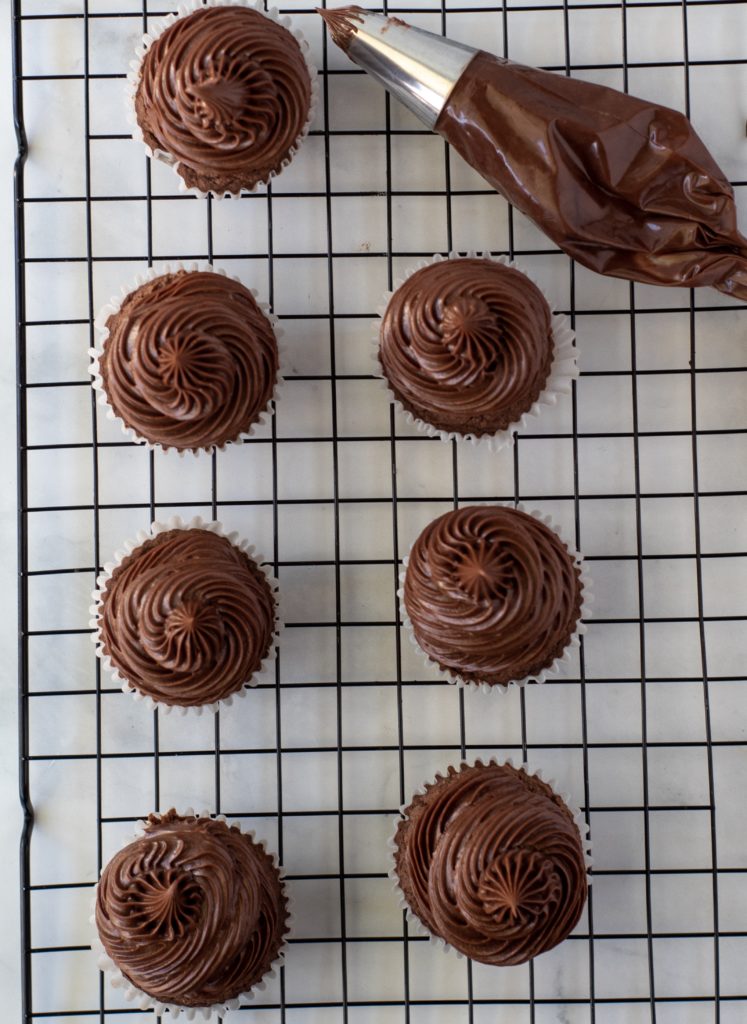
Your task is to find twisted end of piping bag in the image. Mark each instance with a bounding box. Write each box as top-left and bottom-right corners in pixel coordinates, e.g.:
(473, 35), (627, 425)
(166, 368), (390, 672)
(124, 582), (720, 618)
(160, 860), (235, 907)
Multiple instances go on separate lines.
(319, 8), (747, 301)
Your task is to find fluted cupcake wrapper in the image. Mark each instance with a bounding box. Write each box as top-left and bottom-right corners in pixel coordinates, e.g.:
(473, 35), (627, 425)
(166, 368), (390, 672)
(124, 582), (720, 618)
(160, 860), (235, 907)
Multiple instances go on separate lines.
(373, 251), (578, 452)
(90, 515), (282, 715)
(126, 0), (319, 199)
(90, 261), (286, 456)
(90, 807), (293, 1020)
(397, 502), (593, 694)
(387, 757), (593, 962)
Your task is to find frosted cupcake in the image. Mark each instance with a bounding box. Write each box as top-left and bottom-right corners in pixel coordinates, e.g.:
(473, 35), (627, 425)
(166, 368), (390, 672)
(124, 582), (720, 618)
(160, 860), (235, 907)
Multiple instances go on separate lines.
(94, 521), (277, 711)
(378, 255), (575, 445)
(392, 761), (589, 965)
(131, 2), (314, 195)
(402, 505), (585, 688)
(96, 810), (289, 1012)
(94, 268), (279, 453)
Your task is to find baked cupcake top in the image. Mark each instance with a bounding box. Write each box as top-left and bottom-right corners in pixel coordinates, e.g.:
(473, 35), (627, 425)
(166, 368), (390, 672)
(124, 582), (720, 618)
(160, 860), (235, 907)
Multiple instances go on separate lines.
(99, 270), (278, 451)
(134, 5), (312, 193)
(96, 810), (289, 1007)
(98, 528), (276, 707)
(379, 258), (554, 436)
(393, 762), (588, 965)
(403, 505), (582, 686)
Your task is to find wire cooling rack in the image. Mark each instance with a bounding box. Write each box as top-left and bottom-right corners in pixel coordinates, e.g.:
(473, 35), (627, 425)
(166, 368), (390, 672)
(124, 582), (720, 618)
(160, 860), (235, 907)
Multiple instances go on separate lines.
(13, 0), (747, 1022)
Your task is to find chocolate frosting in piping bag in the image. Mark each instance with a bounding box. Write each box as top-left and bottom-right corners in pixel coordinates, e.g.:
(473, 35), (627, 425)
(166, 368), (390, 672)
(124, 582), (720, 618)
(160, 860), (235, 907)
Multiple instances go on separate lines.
(319, 7), (747, 301)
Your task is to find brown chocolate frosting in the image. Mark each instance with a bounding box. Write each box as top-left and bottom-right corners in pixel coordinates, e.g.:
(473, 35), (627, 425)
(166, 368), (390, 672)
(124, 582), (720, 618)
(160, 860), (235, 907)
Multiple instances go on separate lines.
(380, 258), (553, 436)
(317, 6), (364, 47)
(96, 810), (289, 1007)
(100, 270), (278, 451)
(404, 505), (582, 686)
(437, 51), (747, 301)
(135, 5), (312, 193)
(394, 762), (588, 965)
(99, 528), (276, 707)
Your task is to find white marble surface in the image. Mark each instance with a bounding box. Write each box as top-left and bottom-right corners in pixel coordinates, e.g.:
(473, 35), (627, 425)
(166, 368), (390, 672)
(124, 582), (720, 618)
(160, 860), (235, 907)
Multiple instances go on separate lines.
(3, 3), (747, 1023)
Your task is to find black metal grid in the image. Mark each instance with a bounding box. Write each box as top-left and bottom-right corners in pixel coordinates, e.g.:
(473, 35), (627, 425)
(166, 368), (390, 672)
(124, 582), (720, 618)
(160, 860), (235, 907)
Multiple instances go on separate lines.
(14, 0), (747, 1022)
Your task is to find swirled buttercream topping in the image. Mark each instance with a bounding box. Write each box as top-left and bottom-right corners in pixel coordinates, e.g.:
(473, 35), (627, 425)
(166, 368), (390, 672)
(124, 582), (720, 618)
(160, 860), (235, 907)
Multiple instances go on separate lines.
(96, 811), (289, 1007)
(403, 505), (582, 686)
(394, 762), (588, 965)
(99, 528), (276, 707)
(379, 258), (554, 435)
(135, 5), (312, 192)
(99, 270), (278, 451)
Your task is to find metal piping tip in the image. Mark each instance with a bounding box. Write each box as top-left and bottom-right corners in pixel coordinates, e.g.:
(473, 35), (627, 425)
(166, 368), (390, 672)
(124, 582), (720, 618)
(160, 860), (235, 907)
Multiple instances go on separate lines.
(317, 6), (476, 129)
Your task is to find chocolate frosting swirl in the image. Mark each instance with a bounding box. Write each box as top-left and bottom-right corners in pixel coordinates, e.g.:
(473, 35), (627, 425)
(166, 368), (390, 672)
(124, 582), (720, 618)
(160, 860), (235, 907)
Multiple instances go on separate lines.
(99, 528), (276, 707)
(100, 271), (278, 451)
(96, 811), (289, 1007)
(394, 762), (588, 965)
(380, 259), (553, 436)
(135, 5), (312, 192)
(404, 505), (582, 686)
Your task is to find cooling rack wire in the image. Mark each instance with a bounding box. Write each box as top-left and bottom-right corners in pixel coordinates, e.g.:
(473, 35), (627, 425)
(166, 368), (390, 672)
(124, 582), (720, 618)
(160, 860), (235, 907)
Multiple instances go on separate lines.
(13, 0), (747, 1021)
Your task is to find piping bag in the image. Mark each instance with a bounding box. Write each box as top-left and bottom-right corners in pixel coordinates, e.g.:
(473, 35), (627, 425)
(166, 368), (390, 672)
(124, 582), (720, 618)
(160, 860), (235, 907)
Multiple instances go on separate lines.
(318, 6), (747, 301)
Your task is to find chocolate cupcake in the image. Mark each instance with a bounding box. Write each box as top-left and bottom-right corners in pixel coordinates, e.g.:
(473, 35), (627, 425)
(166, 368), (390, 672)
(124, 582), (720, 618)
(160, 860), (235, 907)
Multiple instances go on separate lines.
(378, 254), (576, 447)
(129, 2), (315, 195)
(92, 267), (279, 453)
(96, 810), (289, 1012)
(93, 519), (278, 711)
(402, 505), (587, 688)
(392, 761), (590, 965)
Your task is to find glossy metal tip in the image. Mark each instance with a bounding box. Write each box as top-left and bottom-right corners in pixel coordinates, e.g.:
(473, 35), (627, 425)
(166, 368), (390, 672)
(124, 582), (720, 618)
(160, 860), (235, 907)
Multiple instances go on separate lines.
(317, 6), (476, 129)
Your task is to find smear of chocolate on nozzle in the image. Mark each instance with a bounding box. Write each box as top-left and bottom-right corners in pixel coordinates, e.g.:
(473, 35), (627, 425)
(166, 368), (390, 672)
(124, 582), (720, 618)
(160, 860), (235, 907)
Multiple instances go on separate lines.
(316, 6), (365, 51)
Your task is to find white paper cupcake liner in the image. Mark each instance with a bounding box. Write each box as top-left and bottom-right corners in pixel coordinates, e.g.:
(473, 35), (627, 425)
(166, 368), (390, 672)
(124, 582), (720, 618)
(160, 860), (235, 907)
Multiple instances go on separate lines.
(90, 515), (281, 716)
(374, 251), (578, 452)
(398, 502), (593, 694)
(90, 261), (285, 456)
(126, 0), (319, 199)
(387, 757), (593, 961)
(91, 807), (292, 1020)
